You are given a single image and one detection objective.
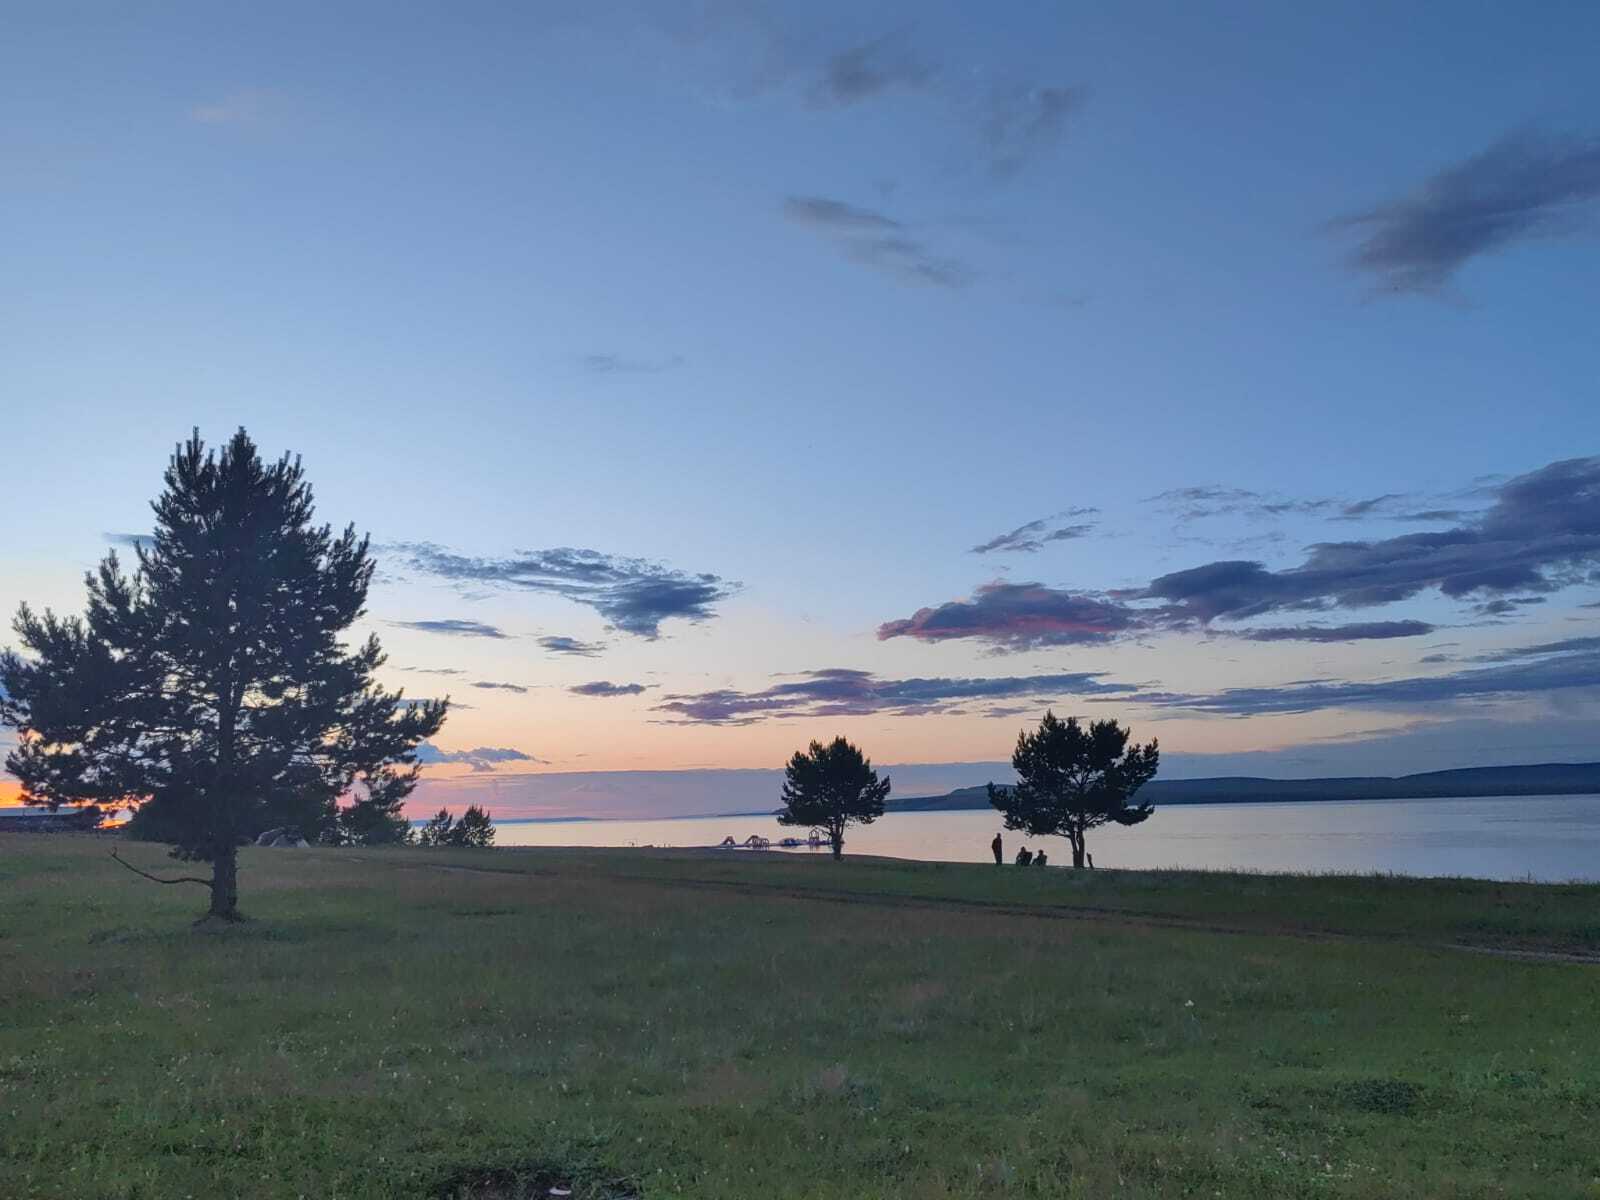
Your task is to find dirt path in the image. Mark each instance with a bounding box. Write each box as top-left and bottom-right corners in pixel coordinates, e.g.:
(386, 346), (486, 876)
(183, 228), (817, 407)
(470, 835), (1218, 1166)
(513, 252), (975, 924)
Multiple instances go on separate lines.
(338, 852), (1600, 966)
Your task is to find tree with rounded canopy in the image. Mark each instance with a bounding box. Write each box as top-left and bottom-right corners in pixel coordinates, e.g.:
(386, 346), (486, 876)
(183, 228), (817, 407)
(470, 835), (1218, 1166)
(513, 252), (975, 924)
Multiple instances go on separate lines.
(777, 736), (890, 860)
(0, 430), (447, 921)
(987, 711), (1158, 869)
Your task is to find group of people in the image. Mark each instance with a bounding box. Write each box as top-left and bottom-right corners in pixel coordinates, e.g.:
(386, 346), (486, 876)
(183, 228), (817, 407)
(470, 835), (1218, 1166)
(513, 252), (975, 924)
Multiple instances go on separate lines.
(989, 832), (1091, 869)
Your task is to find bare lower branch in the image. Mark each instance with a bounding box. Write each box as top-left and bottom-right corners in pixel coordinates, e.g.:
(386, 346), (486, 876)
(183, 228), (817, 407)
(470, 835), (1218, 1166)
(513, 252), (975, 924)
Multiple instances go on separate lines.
(110, 848), (212, 888)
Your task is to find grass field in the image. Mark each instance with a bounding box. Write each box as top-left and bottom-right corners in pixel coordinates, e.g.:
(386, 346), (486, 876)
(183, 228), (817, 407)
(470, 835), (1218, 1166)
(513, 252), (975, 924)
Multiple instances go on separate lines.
(2, 835), (1598, 1199)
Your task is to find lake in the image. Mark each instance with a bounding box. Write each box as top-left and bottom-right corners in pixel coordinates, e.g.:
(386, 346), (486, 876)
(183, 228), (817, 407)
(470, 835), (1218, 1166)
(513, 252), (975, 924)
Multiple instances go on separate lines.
(490, 794), (1600, 882)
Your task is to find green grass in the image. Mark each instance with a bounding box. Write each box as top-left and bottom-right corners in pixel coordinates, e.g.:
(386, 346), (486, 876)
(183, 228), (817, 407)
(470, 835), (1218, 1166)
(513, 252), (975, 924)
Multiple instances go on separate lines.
(2, 836), (1598, 1199)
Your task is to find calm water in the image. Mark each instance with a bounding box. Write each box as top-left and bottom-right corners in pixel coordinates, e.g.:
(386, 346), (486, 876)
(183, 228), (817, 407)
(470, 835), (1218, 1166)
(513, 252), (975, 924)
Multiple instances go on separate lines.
(491, 794), (1600, 882)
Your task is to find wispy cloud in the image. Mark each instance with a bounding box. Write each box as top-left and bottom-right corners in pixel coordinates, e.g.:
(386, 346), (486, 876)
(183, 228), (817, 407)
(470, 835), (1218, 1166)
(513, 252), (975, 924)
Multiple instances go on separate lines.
(1332, 129), (1600, 295)
(471, 681), (530, 695)
(189, 89), (277, 126)
(385, 543), (739, 639)
(1134, 638), (1600, 717)
(981, 85), (1086, 179)
(971, 509), (1097, 554)
(569, 681), (650, 697)
(389, 619), (509, 639)
(416, 742), (540, 773)
(783, 195), (974, 289)
(810, 32), (933, 107)
(656, 667), (1134, 725)
(580, 352), (685, 375)
(1232, 621), (1436, 643)
(877, 582), (1141, 650)
(538, 635), (605, 657)
(103, 532), (155, 550)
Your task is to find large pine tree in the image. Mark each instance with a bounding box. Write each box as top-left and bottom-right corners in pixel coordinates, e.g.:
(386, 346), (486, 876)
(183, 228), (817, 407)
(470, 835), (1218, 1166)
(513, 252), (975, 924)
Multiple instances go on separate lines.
(0, 430), (446, 920)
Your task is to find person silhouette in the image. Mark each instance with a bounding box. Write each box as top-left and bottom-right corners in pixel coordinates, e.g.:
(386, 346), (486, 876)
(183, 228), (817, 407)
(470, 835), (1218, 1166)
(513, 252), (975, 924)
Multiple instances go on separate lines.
(1015, 846), (1032, 866)
(1086, 852), (1094, 869)
(1034, 849), (1048, 867)
(991, 832), (1003, 865)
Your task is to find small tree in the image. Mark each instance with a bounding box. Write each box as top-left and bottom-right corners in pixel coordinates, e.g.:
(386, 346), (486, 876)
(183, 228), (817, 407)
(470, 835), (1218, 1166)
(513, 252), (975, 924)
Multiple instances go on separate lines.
(416, 808), (455, 847)
(987, 711), (1158, 869)
(453, 804), (495, 847)
(0, 430), (447, 921)
(416, 805), (494, 847)
(777, 736), (890, 860)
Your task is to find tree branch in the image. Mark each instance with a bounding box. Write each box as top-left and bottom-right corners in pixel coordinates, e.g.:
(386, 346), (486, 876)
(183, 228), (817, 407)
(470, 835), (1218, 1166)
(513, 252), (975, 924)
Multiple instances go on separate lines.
(110, 848), (212, 888)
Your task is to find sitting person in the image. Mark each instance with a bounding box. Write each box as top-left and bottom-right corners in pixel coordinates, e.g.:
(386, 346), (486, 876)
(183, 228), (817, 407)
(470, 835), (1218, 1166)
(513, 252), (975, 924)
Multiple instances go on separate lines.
(1034, 849), (1048, 866)
(1015, 846), (1032, 866)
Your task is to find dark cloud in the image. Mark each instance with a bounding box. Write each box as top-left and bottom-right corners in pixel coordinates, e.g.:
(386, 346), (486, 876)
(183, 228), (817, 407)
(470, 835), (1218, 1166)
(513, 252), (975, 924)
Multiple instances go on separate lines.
(783, 195), (974, 289)
(783, 196), (902, 232)
(471, 681), (529, 695)
(656, 667), (1134, 726)
(1134, 639), (1600, 717)
(1469, 635), (1600, 664)
(811, 33), (933, 107)
(983, 85), (1086, 178)
(103, 532), (154, 549)
(416, 742), (540, 773)
(538, 635), (605, 657)
(1333, 130), (1600, 295)
(569, 681), (650, 697)
(1140, 457), (1600, 623)
(581, 352), (685, 375)
(1146, 485), (1336, 523)
(1235, 621), (1436, 643)
(971, 509), (1097, 554)
(881, 457), (1599, 651)
(877, 582), (1141, 650)
(386, 543), (738, 638)
(389, 618), (509, 639)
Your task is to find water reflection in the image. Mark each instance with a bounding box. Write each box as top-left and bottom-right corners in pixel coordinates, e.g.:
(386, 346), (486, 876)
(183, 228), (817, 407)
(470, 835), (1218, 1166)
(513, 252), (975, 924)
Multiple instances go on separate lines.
(488, 794), (1600, 882)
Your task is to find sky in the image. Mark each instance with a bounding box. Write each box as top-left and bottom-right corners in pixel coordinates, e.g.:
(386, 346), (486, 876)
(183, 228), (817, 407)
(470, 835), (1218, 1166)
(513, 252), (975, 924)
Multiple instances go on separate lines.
(4, 2), (1599, 818)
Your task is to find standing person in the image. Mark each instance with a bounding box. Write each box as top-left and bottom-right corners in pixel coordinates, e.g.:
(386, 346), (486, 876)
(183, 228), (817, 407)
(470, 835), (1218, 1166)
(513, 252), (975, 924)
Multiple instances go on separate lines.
(991, 831), (1003, 865)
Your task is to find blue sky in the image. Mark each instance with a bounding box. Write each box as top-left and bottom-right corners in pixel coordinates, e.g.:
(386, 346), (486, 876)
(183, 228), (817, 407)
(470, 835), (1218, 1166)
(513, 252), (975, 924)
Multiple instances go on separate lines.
(5, 2), (1599, 817)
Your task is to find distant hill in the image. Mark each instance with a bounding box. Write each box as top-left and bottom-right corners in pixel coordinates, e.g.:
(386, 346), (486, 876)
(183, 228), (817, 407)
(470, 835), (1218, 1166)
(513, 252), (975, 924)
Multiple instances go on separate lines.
(886, 761), (1600, 812)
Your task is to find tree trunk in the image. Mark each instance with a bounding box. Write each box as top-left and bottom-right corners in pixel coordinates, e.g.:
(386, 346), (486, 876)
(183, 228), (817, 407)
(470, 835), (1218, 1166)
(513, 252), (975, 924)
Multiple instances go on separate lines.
(1070, 827), (1086, 869)
(207, 843), (242, 922)
(831, 833), (843, 860)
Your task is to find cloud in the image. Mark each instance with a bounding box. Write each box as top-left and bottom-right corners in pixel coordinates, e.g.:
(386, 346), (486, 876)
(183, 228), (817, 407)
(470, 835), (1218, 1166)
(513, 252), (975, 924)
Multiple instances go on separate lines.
(581, 352), (685, 375)
(877, 582), (1142, 650)
(811, 33), (933, 107)
(783, 195), (974, 289)
(389, 618), (509, 639)
(1468, 635), (1600, 664)
(471, 681), (530, 694)
(395, 666), (468, 676)
(538, 635), (605, 657)
(416, 742), (540, 773)
(1147, 486), (1337, 523)
(569, 681), (650, 697)
(784, 195), (904, 232)
(656, 667), (1134, 725)
(1139, 457), (1600, 623)
(1134, 638), (1600, 717)
(190, 89), (276, 126)
(103, 532), (155, 549)
(1332, 129), (1600, 295)
(1233, 620), (1436, 643)
(385, 543), (739, 638)
(971, 509), (1098, 554)
(982, 85), (1086, 178)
